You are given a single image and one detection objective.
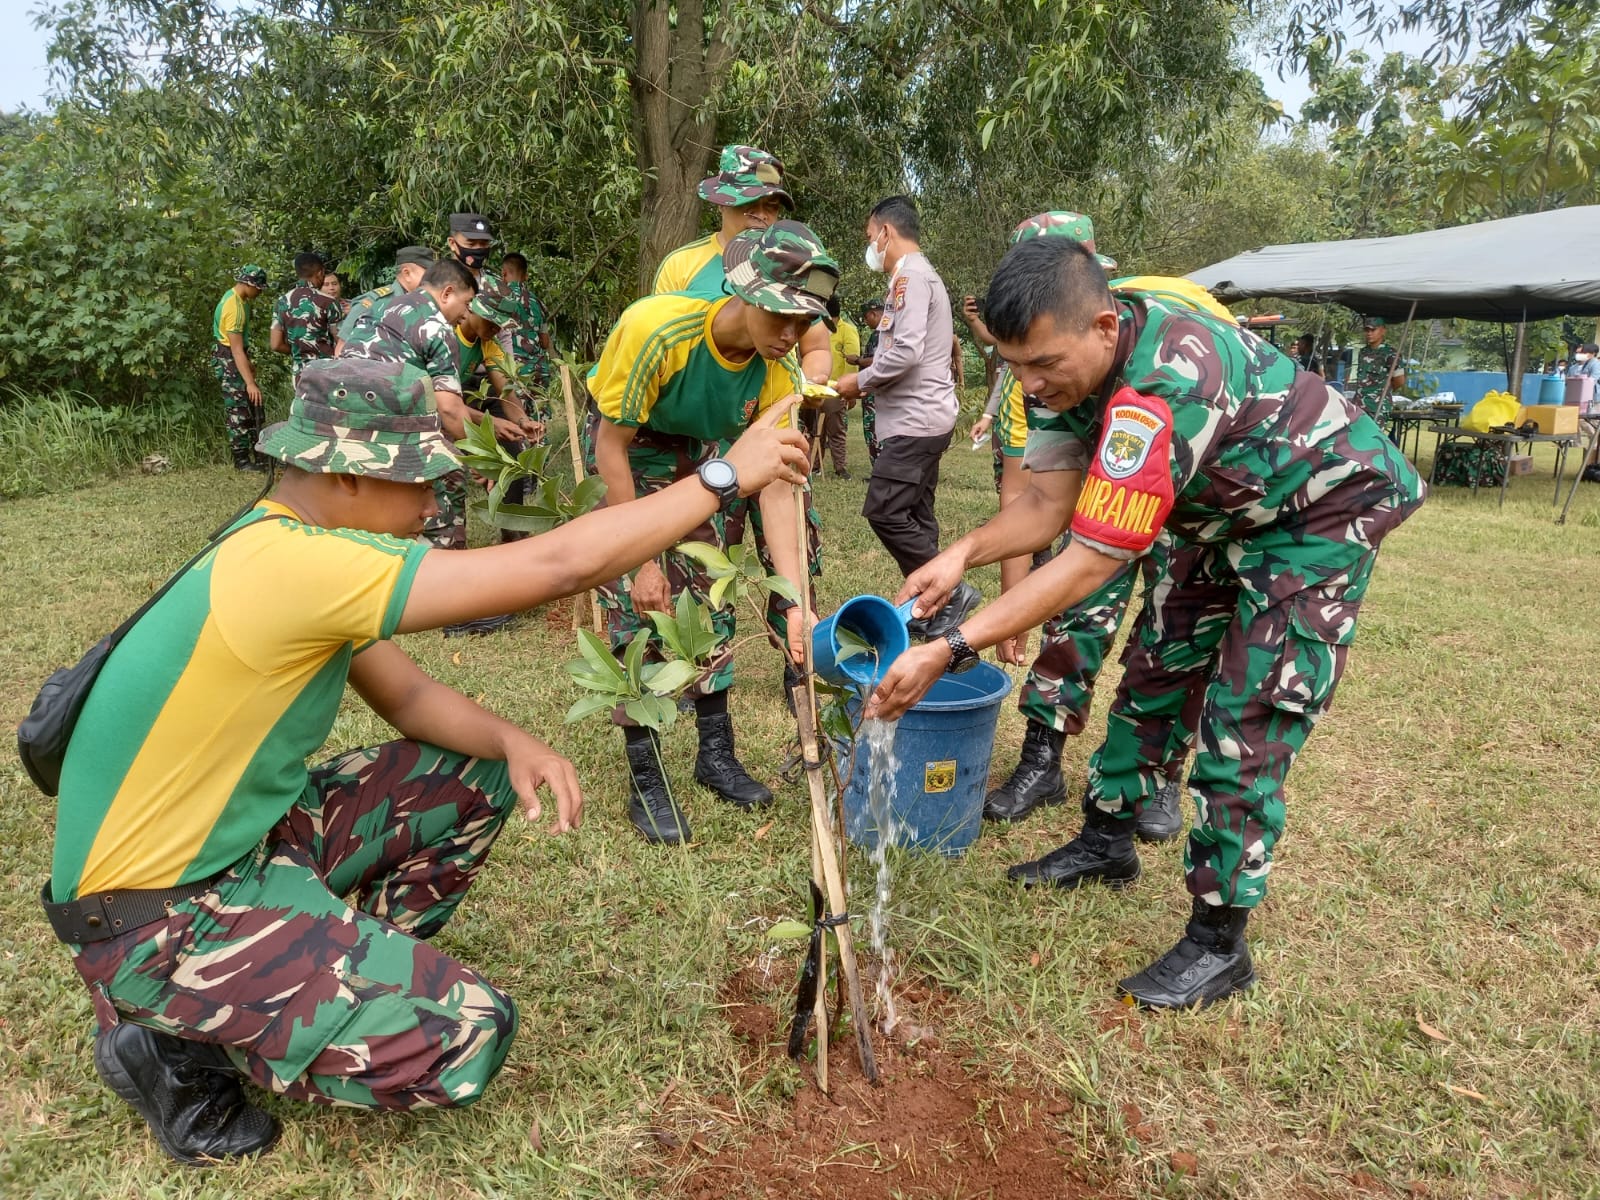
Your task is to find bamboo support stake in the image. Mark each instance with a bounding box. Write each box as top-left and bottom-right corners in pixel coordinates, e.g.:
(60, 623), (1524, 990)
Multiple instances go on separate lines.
(559, 364), (602, 632)
(790, 481), (879, 1086)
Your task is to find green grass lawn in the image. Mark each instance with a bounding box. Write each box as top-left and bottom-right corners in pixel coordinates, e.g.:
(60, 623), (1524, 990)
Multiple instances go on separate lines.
(2, 431), (1598, 1199)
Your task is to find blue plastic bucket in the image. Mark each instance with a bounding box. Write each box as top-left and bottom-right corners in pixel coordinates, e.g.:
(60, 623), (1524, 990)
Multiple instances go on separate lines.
(841, 661), (1013, 856)
(812, 595), (916, 689)
(1538, 374), (1565, 405)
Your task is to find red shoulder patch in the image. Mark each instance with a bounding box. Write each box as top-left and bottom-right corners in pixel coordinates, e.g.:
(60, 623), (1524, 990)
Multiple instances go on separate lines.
(1070, 387), (1175, 554)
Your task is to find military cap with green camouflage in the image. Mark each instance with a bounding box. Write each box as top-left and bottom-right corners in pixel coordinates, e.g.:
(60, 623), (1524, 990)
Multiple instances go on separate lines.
(235, 264), (269, 288)
(697, 144), (795, 209)
(1009, 211), (1118, 270)
(722, 220), (838, 319)
(257, 357), (460, 483)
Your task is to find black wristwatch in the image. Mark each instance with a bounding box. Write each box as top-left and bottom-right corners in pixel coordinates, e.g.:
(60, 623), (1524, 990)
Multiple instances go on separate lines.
(696, 457), (740, 512)
(943, 627), (979, 674)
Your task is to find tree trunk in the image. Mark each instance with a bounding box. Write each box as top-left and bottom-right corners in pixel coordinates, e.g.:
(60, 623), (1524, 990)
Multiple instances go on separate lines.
(630, 0), (733, 293)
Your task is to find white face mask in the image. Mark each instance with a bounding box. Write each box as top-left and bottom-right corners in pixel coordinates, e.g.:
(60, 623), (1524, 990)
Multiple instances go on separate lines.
(1578, 353), (1593, 362)
(864, 234), (886, 273)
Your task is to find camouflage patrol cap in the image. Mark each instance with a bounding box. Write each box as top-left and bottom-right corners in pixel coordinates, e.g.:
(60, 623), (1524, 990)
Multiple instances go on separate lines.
(448, 213), (497, 242)
(257, 358), (460, 483)
(722, 220), (839, 321)
(1008, 211), (1118, 270)
(697, 145), (795, 210)
(1362, 315), (1387, 329)
(235, 264), (268, 288)
(395, 245), (436, 268)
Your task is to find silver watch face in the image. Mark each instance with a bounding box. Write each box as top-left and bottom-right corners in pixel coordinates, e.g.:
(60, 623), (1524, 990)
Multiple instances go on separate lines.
(701, 459), (737, 490)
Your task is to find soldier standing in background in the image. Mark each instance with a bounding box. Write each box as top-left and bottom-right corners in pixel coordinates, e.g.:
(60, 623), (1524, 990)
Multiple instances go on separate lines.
(212, 264), (268, 472)
(270, 252), (338, 383)
(1350, 316), (1405, 427)
(336, 247), (436, 351)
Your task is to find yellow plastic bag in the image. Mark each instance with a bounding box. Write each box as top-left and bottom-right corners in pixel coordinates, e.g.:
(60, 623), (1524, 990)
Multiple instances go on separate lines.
(1463, 390), (1519, 432)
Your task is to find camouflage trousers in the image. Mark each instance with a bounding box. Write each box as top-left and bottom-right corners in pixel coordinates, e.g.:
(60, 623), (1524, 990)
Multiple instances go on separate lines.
(861, 395), (879, 462)
(1085, 525), (1394, 909)
(66, 740), (520, 1110)
(426, 470), (469, 551)
(584, 417), (747, 721)
(212, 349), (260, 458)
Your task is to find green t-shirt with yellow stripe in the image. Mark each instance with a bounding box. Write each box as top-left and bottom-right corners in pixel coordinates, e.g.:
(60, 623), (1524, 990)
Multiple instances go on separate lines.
(591, 294), (801, 443)
(651, 234), (728, 301)
(50, 501), (429, 901)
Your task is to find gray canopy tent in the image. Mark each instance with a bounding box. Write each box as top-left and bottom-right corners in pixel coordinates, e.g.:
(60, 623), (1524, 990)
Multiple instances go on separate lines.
(1189, 206), (1600, 523)
(1187, 206), (1600, 322)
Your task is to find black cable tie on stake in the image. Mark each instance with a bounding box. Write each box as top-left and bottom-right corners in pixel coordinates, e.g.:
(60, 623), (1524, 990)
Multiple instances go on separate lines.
(818, 911), (851, 929)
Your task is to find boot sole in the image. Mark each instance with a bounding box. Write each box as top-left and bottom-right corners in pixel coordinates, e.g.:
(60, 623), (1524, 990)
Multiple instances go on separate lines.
(1010, 859), (1142, 891)
(94, 1026), (281, 1166)
(982, 786), (1068, 823)
(693, 773), (774, 810)
(1134, 822), (1184, 844)
(1120, 967), (1257, 1011)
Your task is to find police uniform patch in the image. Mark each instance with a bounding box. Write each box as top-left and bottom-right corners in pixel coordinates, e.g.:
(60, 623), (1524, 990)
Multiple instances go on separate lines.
(892, 277), (907, 311)
(1100, 402), (1160, 479)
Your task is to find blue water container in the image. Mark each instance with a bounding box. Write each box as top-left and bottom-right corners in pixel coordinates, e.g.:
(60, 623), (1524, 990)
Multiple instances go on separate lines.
(1538, 374), (1565, 405)
(812, 594), (916, 689)
(841, 662), (1013, 856)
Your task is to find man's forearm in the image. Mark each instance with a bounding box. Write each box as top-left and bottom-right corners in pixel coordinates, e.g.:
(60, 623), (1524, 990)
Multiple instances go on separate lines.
(755, 481), (804, 598)
(951, 483), (1075, 569)
(228, 335), (255, 386)
(436, 390), (468, 440)
(958, 543), (1126, 653)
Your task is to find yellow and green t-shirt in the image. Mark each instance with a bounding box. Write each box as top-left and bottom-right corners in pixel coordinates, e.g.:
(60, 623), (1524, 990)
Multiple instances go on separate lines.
(591, 294), (801, 442)
(213, 287), (251, 346)
(454, 325), (514, 388)
(995, 369), (1028, 458)
(651, 234), (729, 301)
(1111, 276), (1236, 322)
(50, 501), (430, 901)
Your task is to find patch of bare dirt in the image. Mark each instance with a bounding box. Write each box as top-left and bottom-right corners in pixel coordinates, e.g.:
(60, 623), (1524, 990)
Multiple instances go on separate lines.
(670, 963), (1105, 1200)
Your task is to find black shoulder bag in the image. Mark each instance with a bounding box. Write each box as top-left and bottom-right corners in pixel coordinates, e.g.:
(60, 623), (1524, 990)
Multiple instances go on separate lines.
(17, 511), (280, 796)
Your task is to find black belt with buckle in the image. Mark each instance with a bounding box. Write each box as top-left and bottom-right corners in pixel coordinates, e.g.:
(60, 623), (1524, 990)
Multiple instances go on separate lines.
(39, 871), (226, 945)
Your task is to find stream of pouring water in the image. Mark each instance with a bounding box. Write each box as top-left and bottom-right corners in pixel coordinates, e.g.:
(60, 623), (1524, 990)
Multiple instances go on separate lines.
(861, 716), (903, 1035)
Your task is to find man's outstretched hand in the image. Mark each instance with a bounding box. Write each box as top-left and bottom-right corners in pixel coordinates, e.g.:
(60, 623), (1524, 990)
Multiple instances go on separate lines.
(724, 395), (811, 494)
(895, 547), (967, 621)
(866, 641), (951, 722)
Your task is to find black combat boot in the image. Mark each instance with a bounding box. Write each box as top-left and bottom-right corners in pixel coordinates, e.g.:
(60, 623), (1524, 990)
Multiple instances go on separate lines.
(231, 447), (264, 473)
(1006, 805), (1141, 889)
(907, 580), (983, 642)
(1117, 897), (1257, 1009)
(442, 613), (514, 638)
(983, 719), (1068, 821)
(93, 1023), (280, 1166)
(693, 706), (773, 809)
(625, 728), (690, 844)
(1135, 772), (1185, 843)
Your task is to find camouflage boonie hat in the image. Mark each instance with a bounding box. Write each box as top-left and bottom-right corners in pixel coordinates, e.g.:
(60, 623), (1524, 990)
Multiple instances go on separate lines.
(235, 264), (268, 288)
(1008, 211), (1118, 270)
(257, 358), (460, 483)
(468, 291), (519, 330)
(448, 213), (497, 242)
(723, 220), (838, 321)
(698, 144), (795, 210)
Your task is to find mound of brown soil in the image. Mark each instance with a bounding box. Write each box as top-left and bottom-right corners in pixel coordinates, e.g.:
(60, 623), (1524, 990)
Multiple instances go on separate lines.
(671, 964), (1102, 1200)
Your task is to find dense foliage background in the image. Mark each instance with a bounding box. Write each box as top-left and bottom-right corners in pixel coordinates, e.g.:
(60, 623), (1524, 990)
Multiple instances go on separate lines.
(1, 0), (1597, 493)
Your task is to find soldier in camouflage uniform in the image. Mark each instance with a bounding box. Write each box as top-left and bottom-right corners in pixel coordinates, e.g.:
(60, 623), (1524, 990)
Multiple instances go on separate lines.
(858, 300), (884, 460)
(869, 234), (1425, 1009)
(587, 221), (834, 845)
(650, 145), (831, 702)
(269, 252), (338, 383)
(39, 353), (807, 1166)
(500, 251), (554, 430)
(335, 246), (436, 351)
(211, 264), (268, 471)
(1349, 315), (1405, 427)
(338, 259), (476, 552)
